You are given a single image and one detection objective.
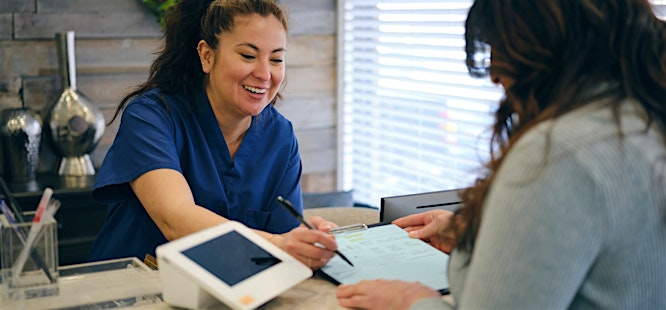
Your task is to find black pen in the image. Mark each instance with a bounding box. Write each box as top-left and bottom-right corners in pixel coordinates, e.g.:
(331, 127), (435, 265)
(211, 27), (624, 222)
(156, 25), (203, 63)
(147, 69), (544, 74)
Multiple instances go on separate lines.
(276, 196), (354, 267)
(0, 177), (25, 222)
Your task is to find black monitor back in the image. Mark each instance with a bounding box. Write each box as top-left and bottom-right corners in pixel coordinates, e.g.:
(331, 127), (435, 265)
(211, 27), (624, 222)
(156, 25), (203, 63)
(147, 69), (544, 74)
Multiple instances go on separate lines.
(380, 188), (464, 223)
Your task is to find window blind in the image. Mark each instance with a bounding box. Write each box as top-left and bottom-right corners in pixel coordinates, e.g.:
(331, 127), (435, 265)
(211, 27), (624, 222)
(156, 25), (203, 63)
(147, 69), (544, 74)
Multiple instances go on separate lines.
(338, 0), (666, 207)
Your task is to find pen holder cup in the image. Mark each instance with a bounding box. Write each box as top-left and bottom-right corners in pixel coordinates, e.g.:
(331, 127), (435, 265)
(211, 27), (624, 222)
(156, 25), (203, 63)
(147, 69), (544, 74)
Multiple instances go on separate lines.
(0, 213), (59, 301)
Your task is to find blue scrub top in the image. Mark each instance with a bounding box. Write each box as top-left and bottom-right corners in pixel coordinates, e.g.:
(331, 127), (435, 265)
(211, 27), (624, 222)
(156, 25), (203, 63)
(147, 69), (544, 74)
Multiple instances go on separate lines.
(88, 87), (303, 262)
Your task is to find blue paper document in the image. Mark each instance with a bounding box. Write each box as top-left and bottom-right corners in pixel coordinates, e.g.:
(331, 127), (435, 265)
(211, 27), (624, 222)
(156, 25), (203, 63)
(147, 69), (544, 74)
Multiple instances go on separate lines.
(319, 223), (449, 294)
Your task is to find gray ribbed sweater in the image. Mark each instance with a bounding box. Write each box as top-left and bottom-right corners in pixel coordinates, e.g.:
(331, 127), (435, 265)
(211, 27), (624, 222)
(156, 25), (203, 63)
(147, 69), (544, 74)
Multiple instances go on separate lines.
(413, 100), (666, 309)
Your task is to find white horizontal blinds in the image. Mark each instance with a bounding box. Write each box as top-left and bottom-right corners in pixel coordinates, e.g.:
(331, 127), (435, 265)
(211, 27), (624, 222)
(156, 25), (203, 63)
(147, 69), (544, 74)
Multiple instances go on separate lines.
(340, 0), (503, 207)
(341, 1), (666, 207)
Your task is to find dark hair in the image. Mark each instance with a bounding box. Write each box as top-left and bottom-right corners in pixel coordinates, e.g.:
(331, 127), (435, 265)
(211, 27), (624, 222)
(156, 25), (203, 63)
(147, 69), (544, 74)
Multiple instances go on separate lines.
(449, 0), (666, 253)
(109, 0), (288, 124)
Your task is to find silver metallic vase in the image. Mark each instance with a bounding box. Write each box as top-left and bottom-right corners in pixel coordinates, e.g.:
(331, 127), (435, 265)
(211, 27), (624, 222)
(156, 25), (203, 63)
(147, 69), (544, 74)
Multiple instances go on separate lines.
(0, 108), (42, 182)
(44, 31), (105, 176)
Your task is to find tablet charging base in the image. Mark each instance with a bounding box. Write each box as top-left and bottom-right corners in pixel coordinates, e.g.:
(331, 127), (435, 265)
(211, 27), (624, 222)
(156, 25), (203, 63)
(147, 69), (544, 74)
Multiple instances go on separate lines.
(155, 221), (312, 310)
(160, 256), (228, 309)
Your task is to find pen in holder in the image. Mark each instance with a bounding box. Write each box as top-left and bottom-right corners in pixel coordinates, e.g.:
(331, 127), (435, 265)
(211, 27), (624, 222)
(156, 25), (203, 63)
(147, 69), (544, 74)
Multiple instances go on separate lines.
(0, 206), (59, 300)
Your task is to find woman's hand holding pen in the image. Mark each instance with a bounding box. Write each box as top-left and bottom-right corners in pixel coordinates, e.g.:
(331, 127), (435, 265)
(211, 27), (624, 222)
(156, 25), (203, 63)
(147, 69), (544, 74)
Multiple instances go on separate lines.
(308, 215), (337, 233)
(269, 216), (339, 270)
(393, 209), (456, 254)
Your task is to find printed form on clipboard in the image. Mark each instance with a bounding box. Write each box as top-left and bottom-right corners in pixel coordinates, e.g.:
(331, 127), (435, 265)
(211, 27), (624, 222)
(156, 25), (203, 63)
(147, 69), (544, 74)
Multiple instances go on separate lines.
(318, 222), (450, 295)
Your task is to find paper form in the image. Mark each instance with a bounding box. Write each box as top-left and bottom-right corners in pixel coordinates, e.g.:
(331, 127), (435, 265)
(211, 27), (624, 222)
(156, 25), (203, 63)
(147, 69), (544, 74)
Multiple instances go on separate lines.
(320, 224), (449, 291)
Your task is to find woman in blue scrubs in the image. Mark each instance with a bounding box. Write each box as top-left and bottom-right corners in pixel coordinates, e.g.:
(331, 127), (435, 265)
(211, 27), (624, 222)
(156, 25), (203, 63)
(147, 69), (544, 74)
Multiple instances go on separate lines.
(88, 0), (338, 270)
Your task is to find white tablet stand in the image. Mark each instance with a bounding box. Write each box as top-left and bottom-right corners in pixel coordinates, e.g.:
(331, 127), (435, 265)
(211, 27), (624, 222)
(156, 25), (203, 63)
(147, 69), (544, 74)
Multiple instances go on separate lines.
(157, 221), (312, 310)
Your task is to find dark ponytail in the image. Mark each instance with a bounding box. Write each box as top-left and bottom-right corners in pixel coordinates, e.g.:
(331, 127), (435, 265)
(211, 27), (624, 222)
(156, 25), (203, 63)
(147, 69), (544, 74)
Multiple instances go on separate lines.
(108, 0), (214, 124)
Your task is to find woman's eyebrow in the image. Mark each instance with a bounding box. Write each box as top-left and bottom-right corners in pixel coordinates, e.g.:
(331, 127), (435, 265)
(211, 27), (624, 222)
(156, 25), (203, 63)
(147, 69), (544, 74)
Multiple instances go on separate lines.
(237, 43), (286, 54)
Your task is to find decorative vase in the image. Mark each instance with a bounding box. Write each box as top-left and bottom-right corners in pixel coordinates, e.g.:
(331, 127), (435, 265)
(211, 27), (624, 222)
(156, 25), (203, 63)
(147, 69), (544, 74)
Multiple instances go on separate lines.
(0, 107), (42, 182)
(44, 31), (105, 176)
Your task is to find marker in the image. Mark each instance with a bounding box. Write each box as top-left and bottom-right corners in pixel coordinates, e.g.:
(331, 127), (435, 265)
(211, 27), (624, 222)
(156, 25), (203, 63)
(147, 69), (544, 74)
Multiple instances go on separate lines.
(276, 196), (354, 267)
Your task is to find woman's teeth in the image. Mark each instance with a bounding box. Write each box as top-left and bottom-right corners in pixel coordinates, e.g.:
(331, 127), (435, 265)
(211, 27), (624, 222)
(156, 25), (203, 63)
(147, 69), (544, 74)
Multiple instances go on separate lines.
(244, 85), (267, 94)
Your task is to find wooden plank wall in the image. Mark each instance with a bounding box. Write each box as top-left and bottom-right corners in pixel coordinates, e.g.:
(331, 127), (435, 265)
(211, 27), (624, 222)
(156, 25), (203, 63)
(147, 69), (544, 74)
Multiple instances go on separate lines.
(0, 0), (338, 193)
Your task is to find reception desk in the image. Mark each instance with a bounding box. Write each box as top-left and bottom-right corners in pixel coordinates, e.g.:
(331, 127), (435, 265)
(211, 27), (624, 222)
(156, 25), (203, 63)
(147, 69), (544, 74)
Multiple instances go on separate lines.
(1, 208), (383, 309)
(1, 208), (455, 309)
(0, 257), (347, 310)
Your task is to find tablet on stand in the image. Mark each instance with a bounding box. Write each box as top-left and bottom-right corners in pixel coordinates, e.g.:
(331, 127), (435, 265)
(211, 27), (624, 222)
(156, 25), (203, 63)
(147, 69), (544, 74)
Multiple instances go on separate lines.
(157, 221), (312, 310)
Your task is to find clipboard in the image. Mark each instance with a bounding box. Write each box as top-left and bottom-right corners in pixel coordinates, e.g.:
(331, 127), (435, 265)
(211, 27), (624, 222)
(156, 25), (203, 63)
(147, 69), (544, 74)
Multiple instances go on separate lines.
(318, 222), (449, 295)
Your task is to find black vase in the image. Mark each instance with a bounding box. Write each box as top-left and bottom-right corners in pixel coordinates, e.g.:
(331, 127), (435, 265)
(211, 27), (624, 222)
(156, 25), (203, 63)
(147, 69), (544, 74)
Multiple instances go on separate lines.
(0, 108), (42, 182)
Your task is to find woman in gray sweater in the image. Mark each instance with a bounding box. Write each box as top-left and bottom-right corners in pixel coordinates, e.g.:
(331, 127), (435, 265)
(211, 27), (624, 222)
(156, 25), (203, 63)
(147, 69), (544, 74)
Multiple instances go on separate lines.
(337, 0), (666, 308)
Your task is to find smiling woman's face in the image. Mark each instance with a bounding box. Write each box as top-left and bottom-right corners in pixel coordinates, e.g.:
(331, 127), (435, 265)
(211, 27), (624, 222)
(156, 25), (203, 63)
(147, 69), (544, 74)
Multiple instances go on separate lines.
(199, 13), (287, 119)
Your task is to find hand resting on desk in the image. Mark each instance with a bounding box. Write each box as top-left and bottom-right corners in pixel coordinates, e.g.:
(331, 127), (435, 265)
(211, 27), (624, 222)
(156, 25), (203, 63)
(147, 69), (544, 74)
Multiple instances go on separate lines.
(337, 279), (441, 310)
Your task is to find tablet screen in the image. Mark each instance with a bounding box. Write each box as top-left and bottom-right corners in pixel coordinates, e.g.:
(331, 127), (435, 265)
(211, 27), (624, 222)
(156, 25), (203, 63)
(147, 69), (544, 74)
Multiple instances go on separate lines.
(181, 230), (282, 286)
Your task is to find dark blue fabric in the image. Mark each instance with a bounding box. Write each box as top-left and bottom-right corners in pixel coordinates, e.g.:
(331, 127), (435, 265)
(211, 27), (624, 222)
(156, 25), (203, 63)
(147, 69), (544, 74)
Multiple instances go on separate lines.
(88, 87), (302, 262)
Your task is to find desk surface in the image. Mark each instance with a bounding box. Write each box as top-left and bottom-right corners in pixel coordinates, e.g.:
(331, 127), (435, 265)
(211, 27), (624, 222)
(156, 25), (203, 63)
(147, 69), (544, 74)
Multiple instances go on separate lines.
(135, 277), (346, 310)
(0, 258), (347, 310)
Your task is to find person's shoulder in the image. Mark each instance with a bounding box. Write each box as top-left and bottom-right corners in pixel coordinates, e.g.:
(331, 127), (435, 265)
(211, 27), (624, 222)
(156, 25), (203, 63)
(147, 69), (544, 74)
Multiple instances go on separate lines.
(516, 98), (660, 168)
(520, 100), (618, 149)
(551, 99), (648, 145)
(126, 88), (162, 109)
(260, 104), (292, 126)
(126, 88), (188, 112)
